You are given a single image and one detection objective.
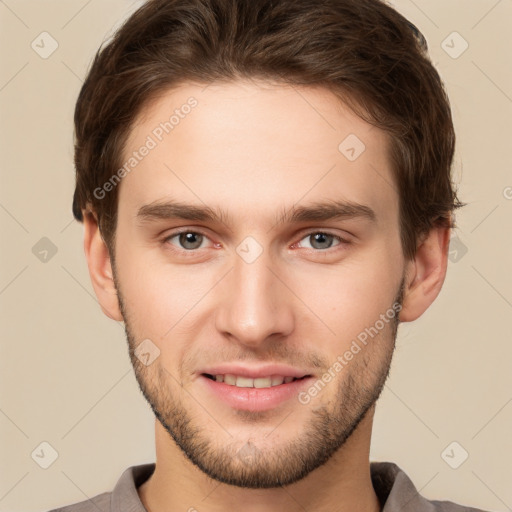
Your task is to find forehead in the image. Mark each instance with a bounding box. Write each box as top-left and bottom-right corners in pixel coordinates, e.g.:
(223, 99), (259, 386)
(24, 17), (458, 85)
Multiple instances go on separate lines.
(118, 80), (397, 227)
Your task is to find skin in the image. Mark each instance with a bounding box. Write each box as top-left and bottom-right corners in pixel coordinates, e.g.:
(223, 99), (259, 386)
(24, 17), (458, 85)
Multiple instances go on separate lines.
(82, 80), (450, 512)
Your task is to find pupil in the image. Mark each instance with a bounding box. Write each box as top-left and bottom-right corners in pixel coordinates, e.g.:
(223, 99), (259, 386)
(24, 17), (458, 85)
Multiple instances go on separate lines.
(180, 232), (202, 250)
(312, 233), (332, 250)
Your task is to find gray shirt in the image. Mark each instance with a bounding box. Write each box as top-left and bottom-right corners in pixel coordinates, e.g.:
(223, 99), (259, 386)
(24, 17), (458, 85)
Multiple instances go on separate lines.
(48, 461), (491, 511)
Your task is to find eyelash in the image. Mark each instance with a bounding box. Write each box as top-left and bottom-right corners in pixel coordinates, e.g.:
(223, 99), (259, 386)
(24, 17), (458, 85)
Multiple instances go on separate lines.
(162, 229), (350, 255)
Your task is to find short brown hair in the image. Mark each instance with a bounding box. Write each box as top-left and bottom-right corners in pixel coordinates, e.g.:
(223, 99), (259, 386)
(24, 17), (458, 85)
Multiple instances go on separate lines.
(72, 0), (462, 260)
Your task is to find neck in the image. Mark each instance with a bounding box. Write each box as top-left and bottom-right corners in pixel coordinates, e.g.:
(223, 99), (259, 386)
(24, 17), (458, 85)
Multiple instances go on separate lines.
(138, 407), (381, 512)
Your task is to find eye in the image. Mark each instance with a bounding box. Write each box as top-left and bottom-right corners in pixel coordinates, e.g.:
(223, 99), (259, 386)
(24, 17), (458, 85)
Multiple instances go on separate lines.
(162, 229), (349, 254)
(164, 231), (210, 250)
(296, 231), (346, 250)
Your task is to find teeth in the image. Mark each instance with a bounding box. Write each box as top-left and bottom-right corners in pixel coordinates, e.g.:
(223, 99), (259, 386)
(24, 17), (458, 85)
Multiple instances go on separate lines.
(235, 376), (254, 388)
(271, 376), (284, 386)
(211, 374), (301, 388)
(254, 377), (272, 388)
(224, 374), (236, 385)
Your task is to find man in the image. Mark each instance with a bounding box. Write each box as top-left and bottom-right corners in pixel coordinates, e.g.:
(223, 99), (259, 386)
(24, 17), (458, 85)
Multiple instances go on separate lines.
(50, 0), (489, 510)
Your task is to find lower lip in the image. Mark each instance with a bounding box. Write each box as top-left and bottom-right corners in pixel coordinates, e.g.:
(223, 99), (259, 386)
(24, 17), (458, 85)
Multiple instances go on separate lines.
(199, 375), (313, 412)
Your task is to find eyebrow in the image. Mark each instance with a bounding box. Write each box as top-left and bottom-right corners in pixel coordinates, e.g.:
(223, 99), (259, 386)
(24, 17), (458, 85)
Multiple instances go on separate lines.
(136, 198), (376, 227)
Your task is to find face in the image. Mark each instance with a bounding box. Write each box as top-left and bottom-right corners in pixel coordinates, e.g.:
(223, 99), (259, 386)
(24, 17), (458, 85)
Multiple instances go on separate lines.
(111, 80), (406, 488)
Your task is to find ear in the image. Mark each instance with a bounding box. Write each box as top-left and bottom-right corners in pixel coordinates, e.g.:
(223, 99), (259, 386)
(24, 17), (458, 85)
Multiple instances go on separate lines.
(400, 224), (451, 322)
(82, 209), (123, 322)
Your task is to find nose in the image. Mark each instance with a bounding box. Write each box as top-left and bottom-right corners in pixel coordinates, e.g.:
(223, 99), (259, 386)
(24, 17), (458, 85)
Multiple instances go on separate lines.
(215, 248), (295, 349)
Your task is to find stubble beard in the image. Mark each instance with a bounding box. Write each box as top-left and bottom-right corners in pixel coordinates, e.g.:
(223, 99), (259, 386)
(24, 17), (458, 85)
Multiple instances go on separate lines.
(114, 266), (403, 489)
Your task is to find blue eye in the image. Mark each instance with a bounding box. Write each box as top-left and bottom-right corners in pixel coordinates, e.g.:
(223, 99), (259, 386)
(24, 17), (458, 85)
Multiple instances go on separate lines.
(162, 229), (349, 256)
(298, 232), (342, 250)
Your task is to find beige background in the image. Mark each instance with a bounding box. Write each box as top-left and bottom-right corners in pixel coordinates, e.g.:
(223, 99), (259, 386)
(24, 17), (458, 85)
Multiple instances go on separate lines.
(0, 0), (511, 510)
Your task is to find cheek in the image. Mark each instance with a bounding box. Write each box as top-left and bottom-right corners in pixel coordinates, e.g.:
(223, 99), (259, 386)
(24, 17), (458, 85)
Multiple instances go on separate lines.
(115, 243), (219, 341)
(291, 248), (402, 344)
(123, 270), (194, 326)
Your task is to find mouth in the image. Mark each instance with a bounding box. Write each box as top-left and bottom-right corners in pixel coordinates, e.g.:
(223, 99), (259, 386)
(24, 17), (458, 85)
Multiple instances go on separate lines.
(199, 372), (314, 412)
(202, 373), (311, 388)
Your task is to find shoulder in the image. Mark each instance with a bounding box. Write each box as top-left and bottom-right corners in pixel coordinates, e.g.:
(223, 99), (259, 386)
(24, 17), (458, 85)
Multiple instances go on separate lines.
(428, 499), (492, 512)
(45, 463), (155, 512)
(371, 461), (492, 512)
(46, 491), (111, 512)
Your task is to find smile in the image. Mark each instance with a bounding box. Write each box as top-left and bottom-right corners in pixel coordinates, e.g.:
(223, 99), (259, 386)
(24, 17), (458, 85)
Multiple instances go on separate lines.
(200, 373), (314, 411)
(203, 373), (309, 388)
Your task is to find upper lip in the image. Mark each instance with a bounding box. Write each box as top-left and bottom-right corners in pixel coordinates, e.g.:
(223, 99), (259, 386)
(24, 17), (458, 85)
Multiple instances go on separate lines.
(200, 364), (312, 379)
